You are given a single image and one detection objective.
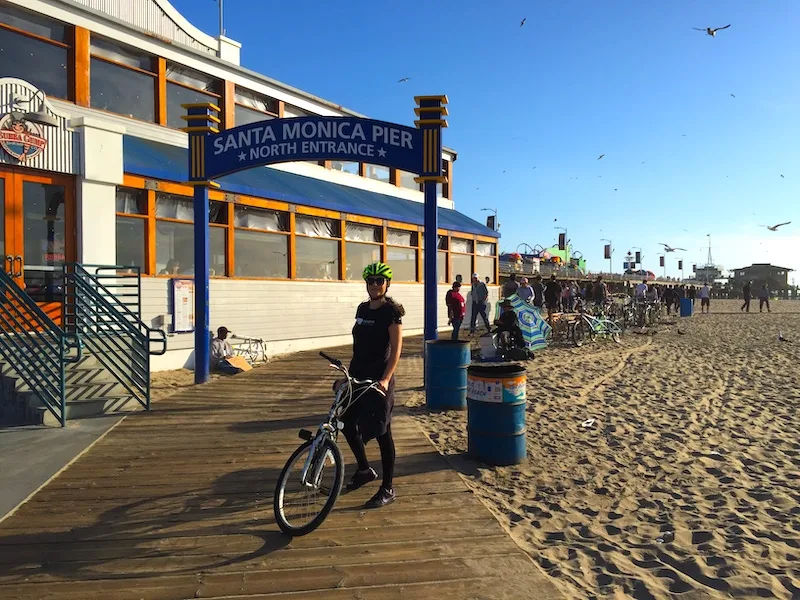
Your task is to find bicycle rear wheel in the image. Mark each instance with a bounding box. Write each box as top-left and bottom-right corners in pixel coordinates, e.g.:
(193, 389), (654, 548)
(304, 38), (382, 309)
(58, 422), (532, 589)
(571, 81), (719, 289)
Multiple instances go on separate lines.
(572, 319), (586, 347)
(273, 437), (344, 536)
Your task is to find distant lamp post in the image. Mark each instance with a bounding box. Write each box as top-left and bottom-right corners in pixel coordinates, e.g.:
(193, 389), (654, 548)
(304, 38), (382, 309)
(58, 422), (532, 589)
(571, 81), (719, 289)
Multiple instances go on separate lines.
(481, 207), (498, 231)
(601, 238), (613, 273)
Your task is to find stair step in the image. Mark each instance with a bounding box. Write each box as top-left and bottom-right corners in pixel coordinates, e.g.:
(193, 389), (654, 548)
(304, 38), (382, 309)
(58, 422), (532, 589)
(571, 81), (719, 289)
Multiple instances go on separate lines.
(40, 396), (141, 427)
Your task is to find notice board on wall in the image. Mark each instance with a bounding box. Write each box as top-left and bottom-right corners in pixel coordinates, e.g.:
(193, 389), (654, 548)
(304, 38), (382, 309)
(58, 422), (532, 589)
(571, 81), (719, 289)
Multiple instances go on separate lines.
(171, 278), (194, 333)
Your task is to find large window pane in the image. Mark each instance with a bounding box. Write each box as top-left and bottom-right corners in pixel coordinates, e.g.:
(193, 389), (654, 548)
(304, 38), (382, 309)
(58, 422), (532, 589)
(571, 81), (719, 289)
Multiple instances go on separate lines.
(296, 237), (338, 280)
(451, 238), (473, 253)
(167, 82), (218, 129)
(345, 223), (380, 242)
(420, 250), (447, 283)
(386, 247), (416, 282)
(155, 222), (224, 275)
(91, 37), (153, 70)
(209, 227), (226, 276)
(0, 28), (68, 99)
(0, 4), (66, 41)
(451, 254), (472, 283)
(115, 216), (145, 270)
(91, 58), (155, 122)
(330, 161), (359, 175)
(235, 230), (288, 278)
(235, 104), (275, 127)
(476, 256), (496, 283)
(234, 206), (287, 231)
(116, 187), (147, 214)
(235, 87), (279, 114)
(346, 242), (381, 280)
(295, 216), (339, 238)
(387, 229), (416, 246)
(365, 164), (390, 183)
(476, 242), (496, 256)
(398, 170), (419, 191)
(156, 221), (192, 275)
(156, 193), (193, 220)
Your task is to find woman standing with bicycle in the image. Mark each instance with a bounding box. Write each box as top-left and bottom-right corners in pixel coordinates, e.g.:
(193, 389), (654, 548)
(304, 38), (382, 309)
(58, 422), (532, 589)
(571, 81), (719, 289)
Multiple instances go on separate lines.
(341, 262), (404, 508)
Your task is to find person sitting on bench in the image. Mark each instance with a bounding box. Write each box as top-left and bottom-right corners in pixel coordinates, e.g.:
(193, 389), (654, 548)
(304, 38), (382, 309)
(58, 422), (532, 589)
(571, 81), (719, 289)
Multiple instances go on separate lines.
(210, 327), (243, 375)
(494, 300), (525, 349)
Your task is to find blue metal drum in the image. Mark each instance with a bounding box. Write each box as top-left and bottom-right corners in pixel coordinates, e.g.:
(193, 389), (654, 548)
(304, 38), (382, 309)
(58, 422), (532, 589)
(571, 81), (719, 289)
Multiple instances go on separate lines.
(467, 363), (527, 465)
(425, 339), (471, 410)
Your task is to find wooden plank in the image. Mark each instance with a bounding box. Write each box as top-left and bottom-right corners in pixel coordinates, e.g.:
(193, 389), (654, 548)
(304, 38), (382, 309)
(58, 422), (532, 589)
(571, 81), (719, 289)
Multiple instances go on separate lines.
(0, 555), (537, 600)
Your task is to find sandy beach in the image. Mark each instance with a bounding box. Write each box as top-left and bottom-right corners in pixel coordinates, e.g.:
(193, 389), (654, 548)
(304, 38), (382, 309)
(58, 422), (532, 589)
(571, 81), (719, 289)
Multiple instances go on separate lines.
(406, 299), (800, 599)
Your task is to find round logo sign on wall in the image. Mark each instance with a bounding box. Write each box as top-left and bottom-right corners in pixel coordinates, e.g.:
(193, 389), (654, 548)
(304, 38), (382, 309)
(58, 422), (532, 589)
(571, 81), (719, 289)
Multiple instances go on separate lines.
(0, 113), (47, 162)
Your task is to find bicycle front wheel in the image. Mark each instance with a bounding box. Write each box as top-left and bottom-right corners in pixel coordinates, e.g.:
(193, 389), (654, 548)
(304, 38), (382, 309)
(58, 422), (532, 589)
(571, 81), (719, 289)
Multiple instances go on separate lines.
(273, 437), (344, 536)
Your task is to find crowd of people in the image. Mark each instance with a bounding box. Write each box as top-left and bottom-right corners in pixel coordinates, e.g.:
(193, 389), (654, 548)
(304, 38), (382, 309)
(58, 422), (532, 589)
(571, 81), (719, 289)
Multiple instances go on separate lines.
(444, 273), (717, 341)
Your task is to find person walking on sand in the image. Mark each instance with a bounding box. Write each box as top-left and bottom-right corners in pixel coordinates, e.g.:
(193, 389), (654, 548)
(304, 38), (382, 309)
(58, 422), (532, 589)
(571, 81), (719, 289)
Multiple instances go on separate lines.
(741, 281), (752, 313)
(699, 282), (711, 313)
(531, 274), (545, 308)
(339, 262), (403, 509)
(758, 283), (771, 313)
(516, 277), (533, 304)
(503, 273), (519, 298)
(469, 273), (491, 334)
(445, 281), (466, 340)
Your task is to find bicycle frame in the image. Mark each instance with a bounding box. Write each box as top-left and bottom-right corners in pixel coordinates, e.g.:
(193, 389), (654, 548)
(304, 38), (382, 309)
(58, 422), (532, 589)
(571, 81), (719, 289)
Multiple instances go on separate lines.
(298, 353), (380, 488)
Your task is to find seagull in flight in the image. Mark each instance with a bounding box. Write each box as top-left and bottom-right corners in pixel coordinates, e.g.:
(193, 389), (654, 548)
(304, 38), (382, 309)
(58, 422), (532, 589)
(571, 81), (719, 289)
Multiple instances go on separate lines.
(397, 77), (411, 83)
(693, 24), (731, 37)
(763, 222), (791, 232)
(660, 243), (686, 252)
(520, 17), (526, 27)
(730, 93), (736, 98)
(597, 154), (605, 160)
(780, 174), (785, 178)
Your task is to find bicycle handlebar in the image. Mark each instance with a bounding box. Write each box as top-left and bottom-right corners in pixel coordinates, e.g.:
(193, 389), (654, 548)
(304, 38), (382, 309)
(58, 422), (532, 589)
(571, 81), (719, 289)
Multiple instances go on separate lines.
(319, 351), (342, 367)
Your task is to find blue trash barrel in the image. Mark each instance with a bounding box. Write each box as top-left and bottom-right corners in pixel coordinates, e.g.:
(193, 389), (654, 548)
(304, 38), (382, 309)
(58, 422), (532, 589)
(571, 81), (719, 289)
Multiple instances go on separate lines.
(467, 363), (527, 465)
(680, 297), (693, 317)
(425, 339), (471, 410)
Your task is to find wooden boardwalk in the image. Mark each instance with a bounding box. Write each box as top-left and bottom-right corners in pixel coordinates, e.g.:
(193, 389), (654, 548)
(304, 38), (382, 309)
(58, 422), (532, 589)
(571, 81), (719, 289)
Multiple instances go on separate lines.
(0, 339), (562, 599)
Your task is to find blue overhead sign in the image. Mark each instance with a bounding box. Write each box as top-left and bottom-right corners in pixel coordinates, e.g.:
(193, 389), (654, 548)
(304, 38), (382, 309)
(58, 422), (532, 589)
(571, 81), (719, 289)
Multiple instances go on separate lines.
(204, 116), (423, 179)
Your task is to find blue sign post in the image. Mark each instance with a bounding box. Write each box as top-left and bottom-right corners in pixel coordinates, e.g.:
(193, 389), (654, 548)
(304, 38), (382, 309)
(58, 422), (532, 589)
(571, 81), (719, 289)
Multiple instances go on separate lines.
(183, 97), (448, 384)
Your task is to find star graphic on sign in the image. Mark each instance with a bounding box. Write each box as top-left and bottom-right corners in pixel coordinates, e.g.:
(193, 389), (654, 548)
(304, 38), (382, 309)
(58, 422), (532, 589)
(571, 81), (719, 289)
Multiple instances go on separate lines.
(377, 147), (387, 158)
(238, 151), (246, 161)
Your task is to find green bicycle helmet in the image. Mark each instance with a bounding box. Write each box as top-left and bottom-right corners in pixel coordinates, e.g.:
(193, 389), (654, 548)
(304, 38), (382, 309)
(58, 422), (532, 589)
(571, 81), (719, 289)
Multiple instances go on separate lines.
(362, 262), (393, 281)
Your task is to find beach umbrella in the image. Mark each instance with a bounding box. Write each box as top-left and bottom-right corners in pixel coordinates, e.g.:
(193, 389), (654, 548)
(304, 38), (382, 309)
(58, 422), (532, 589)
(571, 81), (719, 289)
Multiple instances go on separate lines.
(502, 294), (551, 351)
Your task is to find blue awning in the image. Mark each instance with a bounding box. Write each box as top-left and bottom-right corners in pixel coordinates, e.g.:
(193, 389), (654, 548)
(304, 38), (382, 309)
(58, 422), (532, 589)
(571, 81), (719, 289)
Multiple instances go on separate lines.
(123, 136), (499, 239)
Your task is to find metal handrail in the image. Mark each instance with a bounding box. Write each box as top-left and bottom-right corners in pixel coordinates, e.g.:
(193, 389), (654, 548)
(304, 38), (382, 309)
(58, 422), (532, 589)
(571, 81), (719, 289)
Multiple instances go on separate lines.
(0, 270), (80, 427)
(63, 264), (166, 413)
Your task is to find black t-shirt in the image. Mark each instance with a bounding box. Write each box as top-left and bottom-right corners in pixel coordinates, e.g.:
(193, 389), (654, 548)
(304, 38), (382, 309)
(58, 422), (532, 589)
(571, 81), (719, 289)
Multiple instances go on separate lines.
(350, 301), (403, 380)
(544, 281), (562, 303)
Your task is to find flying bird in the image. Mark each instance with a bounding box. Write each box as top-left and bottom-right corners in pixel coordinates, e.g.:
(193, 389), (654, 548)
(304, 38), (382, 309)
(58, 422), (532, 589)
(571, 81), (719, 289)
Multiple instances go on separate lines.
(693, 24), (731, 37)
(763, 222), (791, 231)
(397, 77), (411, 83)
(520, 17), (526, 27)
(730, 93), (736, 98)
(780, 174), (784, 178)
(660, 243), (686, 252)
(597, 154), (605, 160)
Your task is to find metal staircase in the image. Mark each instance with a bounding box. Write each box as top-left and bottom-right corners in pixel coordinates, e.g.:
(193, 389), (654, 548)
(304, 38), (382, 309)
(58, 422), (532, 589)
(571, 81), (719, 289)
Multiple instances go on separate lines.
(0, 265), (167, 427)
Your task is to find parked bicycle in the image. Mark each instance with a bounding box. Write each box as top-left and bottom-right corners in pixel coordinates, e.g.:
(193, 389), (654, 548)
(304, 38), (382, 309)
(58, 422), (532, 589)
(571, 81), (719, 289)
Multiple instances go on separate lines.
(273, 352), (383, 536)
(572, 300), (623, 346)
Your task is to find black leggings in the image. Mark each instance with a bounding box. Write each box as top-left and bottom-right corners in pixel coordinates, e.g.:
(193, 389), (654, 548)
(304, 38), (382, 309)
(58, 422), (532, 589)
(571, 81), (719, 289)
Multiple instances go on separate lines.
(344, 423), (395, 490)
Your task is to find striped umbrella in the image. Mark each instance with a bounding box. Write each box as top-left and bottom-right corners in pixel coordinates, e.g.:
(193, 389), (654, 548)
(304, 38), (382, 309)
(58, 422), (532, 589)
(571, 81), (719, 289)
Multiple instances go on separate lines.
(499, 294), (551, 351)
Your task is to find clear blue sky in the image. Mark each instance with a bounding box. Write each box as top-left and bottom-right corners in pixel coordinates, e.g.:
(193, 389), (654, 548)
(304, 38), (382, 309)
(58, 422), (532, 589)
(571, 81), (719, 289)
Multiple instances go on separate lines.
(172, 0), (799, 281)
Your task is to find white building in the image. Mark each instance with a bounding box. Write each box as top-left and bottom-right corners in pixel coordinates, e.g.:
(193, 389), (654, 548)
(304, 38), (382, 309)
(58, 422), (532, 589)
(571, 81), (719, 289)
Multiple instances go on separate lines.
(0, 0), (499, 372)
